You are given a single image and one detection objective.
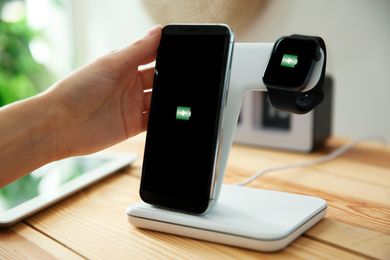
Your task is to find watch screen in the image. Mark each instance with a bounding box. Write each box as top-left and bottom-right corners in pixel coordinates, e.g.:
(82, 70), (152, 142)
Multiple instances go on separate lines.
(263, 37), (318, 89)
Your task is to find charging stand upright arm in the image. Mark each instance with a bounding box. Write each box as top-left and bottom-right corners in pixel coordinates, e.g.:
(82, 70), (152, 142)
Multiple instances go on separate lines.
(127, 43), (328, 252)
(214, 43), (273, 201)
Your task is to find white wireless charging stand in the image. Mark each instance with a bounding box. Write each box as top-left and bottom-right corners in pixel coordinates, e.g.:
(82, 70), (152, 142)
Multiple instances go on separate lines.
(126, 43), (327, 252)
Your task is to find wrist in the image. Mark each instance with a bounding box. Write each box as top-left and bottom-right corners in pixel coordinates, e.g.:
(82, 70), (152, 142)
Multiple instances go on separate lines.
(29, 93), (63, 162)
(0, 94), (61, 186)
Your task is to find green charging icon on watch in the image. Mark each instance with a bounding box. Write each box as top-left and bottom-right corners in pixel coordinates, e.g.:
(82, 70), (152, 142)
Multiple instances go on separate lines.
(281, 54), (298, 68)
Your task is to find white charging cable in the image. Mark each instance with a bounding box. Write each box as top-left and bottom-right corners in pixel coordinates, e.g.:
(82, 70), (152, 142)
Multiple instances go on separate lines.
(234, 134), (387, 186)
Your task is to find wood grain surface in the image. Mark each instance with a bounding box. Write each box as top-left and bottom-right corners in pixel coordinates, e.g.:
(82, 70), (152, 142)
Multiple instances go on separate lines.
(1, 133), (389, 259)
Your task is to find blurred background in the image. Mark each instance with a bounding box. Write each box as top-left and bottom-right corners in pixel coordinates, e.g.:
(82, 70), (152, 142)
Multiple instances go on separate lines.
(1, 0), (389, 143)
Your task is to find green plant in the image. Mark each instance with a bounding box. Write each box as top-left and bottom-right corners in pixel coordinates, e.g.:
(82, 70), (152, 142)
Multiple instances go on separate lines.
(0, 0), (52, 106)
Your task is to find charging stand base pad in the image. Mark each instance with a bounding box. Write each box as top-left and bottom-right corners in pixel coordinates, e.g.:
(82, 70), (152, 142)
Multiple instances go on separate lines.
(127, 185), (327, 252)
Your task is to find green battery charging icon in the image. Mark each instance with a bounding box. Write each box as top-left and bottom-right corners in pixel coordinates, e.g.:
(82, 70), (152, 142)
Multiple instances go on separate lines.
(176, 106), (191, 120)
(281, 54), (298, 68)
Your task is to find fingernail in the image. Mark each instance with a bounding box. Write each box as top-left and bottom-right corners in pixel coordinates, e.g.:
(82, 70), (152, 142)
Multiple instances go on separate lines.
(146, 24), (162, 37)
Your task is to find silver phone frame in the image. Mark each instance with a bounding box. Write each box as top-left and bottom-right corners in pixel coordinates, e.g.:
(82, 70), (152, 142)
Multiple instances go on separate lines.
(140, 23), (235, 215)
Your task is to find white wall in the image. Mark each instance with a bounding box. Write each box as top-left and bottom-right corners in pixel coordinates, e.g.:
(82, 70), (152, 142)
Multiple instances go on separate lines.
(71, 0), (154, 65)
(73, 0), (390, 142)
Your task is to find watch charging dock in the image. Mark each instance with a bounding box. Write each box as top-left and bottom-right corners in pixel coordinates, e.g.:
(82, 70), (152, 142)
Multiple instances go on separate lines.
(126, 43), (328, 252)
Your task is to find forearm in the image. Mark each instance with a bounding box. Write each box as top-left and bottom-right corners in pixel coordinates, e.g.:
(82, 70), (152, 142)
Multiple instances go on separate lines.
(0, 94), (59, 188)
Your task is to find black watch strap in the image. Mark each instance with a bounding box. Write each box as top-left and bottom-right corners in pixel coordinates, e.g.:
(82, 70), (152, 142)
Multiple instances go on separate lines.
(266, 35), (327, 114)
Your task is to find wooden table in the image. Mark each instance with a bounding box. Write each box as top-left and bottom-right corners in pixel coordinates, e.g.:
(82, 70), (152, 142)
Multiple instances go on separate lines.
(1, 133), (389, 259)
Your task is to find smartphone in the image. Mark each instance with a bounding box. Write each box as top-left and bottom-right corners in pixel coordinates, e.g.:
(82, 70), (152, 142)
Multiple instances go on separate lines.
(140, 24), (234, 214)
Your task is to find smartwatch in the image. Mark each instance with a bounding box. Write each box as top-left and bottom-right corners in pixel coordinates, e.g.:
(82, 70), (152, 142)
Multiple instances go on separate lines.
(262, 34), (327, 114)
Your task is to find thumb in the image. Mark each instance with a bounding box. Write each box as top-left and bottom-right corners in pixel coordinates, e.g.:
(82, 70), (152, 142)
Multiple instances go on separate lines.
(117, 25), (162, 66)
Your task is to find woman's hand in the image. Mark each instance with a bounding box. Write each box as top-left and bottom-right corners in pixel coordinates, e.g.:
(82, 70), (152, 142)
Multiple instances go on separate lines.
(0, 25), (162, 187)
(47, 25), (162, 158)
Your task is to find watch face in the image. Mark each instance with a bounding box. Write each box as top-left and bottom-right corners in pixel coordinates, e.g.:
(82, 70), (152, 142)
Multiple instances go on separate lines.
(263, 37), (318, 90)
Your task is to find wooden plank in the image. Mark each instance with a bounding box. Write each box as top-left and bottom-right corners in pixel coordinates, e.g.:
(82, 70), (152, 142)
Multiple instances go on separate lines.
(305, 218), (390, 259)
(224, 144), (390, 259)
(22, 166), (368, 259)
(0, 222), (82, 259)
(225, 160), (390, 233)
(227, 140), (390, 188)
(226, 171), (390, 235)
(2, 136), (385, 259)
(325, 137), (390, 169)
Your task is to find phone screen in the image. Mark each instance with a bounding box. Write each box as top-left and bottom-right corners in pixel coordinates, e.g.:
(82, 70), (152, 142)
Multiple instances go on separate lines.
(140, 24), (234, 214)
